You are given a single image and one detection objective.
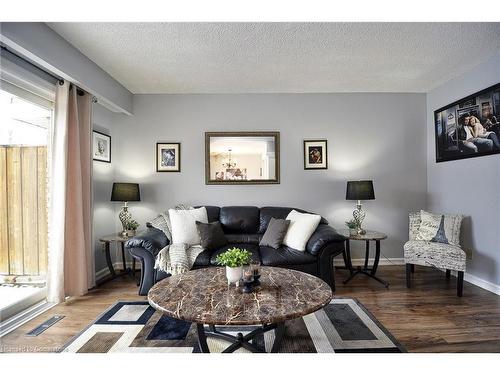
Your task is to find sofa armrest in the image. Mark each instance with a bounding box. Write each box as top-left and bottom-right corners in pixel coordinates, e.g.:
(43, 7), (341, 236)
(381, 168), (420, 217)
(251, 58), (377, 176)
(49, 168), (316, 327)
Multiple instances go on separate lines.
(306, 224), (347, 256)
(125, 227), (169, 256)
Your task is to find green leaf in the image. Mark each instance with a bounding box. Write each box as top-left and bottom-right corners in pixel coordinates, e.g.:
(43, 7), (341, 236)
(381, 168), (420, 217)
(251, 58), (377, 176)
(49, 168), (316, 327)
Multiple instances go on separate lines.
(215, 247), (251, 267)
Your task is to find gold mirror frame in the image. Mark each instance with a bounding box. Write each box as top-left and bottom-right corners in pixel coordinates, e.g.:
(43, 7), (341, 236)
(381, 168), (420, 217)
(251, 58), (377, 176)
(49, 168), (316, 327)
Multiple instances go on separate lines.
(205, 131), (280, 185)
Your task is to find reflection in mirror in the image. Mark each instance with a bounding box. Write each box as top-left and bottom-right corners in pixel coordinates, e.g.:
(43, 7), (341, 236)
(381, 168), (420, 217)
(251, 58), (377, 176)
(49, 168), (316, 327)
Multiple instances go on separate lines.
(205, 132), (280, 184)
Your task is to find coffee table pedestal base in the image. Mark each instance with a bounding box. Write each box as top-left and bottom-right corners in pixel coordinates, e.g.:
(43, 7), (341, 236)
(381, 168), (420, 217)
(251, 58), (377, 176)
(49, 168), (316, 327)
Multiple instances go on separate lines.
(197, 322), (285, 353)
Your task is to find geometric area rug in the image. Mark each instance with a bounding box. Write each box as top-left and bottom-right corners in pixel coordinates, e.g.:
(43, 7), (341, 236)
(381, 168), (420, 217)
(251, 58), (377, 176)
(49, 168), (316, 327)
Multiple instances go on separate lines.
(61, 298), (405, 353)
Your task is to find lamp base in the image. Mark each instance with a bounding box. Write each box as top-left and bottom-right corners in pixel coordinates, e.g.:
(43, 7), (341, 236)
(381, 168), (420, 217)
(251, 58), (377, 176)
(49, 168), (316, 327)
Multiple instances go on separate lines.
(119, 203), (131, 237)
(353, 201), (366, 235)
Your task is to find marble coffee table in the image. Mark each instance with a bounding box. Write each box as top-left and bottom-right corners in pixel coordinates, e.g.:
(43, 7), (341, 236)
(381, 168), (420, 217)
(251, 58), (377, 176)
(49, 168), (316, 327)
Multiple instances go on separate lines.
(148, 266), (332, 353)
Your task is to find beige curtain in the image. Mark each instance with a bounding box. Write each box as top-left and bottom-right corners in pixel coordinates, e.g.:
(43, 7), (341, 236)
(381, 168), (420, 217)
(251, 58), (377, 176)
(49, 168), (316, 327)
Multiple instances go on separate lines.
(47, 82), (69, 303)
(47, 84), (94, 303)
(64, 87), (95, 295)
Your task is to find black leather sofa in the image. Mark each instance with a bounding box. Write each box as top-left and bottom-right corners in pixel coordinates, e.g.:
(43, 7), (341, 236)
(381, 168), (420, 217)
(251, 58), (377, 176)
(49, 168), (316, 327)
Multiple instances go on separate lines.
(126, 206), (347, 295)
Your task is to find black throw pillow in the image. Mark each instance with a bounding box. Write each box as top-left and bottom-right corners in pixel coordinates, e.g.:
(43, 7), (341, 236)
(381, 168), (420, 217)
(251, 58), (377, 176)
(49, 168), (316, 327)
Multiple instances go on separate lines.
(259, 217), (291, 249)
(196, 221), (228, 251)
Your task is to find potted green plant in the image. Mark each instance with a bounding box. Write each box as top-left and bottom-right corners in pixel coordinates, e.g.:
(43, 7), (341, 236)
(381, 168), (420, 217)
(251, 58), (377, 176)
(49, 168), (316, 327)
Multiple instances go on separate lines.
(125, 219), (139, 237)
(215, 247), (252, 286)
(345, 219), (358, 236)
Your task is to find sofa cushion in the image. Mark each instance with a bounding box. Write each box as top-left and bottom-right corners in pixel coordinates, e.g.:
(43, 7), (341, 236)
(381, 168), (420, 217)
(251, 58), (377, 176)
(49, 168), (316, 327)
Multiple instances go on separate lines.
(225, 233), (262, 244)
(193, 249), (212, 267)
(219, 206), (260, 234)
(196, 221), (228, 251)
(258, 206), (328, 233)
(260, 245), (317, 266)
(201, 206), (221, 223)
(209, 243), (261, 266)
(404, 240), (466, 272)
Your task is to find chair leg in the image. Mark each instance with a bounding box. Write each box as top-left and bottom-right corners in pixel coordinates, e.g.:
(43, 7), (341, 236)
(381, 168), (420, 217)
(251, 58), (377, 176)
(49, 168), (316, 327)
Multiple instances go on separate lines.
(457, 271), (464, 297)
(446, 269), (451, 279)
(406, 264), (412, 288)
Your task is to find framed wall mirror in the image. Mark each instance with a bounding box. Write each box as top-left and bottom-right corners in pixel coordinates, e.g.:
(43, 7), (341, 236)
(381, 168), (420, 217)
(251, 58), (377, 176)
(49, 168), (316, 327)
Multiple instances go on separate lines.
(205, 131), (280, 185)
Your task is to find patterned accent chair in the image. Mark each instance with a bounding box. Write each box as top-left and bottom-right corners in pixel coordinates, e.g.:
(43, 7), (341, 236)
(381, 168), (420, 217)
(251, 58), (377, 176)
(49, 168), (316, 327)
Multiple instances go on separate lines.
(404, 212), (466, 297)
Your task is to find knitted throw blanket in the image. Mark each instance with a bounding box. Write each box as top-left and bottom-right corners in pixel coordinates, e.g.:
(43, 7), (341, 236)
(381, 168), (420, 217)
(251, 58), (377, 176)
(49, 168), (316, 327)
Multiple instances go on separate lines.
(155, 244), (204, 275)
(153, 204), (204, 275)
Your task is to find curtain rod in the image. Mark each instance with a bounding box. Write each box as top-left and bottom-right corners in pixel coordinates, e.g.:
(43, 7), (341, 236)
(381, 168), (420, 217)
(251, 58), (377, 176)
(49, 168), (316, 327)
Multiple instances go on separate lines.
(1, 45), (65, 85)
(1, 45), (95, 100)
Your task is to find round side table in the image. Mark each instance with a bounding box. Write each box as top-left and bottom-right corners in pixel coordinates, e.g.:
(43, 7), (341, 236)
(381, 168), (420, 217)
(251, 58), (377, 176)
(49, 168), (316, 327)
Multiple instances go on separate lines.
(340, 229), (389, 288)
(98, 234), (136, 286)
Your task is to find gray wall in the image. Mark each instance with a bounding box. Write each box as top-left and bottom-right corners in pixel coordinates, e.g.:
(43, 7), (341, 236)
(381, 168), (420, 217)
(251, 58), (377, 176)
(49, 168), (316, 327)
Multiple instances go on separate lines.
(426, 52), (500, 286)
(92, 104), (119, 274)
(112, 93), (427, 259)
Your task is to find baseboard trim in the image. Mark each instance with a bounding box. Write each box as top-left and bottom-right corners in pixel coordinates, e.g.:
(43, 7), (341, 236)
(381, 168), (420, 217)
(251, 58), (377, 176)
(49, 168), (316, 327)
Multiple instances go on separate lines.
(464, 272), (500, 295)
(442, 269), (500, 296)
(95, 261), (139, 284)
(334, 257), (405, 266)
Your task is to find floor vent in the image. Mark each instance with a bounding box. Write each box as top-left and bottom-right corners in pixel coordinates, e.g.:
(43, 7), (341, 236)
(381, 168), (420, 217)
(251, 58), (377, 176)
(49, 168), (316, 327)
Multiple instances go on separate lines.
(26, 315), (65, 336)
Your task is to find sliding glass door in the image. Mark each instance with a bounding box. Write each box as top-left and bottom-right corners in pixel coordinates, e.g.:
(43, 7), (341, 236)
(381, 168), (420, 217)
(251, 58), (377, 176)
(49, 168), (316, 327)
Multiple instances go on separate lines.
(0, 85), (53, 321)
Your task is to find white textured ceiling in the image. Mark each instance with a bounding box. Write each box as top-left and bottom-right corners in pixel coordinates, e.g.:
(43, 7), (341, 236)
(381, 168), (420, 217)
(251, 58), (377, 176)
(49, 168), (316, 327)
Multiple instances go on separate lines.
(47, 22), (500, 94)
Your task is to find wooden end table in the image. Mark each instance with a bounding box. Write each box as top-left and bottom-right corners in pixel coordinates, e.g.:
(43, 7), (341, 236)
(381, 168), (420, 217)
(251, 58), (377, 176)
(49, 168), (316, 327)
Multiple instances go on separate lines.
(148, 267), (332, 353)
(98, 234), (136, 285)
(340, 229), (389, 288)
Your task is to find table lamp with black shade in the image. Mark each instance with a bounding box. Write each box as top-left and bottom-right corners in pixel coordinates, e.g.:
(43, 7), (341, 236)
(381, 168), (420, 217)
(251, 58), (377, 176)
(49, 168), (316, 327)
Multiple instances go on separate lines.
(111, 182), (141, 237)
(346, 180), (375, 235)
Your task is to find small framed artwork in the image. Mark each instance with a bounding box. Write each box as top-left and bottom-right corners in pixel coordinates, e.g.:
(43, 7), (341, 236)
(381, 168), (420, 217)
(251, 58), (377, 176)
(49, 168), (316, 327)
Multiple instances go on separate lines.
(303, 140), (328, 170)
(93, 130), (111, 163)
(156, 142), (181, 172)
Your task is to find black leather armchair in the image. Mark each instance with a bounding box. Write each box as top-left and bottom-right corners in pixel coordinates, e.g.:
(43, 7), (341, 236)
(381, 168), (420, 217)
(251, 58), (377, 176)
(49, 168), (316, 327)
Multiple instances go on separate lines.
(126, 206), (347, 295)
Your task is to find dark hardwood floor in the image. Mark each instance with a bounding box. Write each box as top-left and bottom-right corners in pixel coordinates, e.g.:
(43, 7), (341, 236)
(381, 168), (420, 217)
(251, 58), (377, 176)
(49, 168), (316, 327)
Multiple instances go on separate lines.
(1, 265), (500, 353)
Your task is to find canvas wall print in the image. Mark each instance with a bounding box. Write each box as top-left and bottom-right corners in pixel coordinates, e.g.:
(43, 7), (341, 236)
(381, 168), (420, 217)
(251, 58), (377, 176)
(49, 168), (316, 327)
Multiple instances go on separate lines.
(435, 83), (500, 162)
(157, 142), (181, 172)
(304, 140), (328, 169)
(93, 131), (111, 163)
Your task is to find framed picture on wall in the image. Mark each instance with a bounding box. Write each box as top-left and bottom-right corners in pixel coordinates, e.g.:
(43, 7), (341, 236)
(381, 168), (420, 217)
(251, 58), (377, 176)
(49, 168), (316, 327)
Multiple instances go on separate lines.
(205, 131), (280, 185)
(303, 140), (328, 169)
(156, 142), (181, 172)
(93, 130), (111, 163)
(434, 83), (500, 162)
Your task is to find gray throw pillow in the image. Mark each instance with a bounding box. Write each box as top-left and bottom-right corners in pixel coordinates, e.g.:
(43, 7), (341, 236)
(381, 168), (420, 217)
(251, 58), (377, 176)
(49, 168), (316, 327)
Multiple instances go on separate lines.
(259, 217), (291, 249)
(196, 221), (228, 251)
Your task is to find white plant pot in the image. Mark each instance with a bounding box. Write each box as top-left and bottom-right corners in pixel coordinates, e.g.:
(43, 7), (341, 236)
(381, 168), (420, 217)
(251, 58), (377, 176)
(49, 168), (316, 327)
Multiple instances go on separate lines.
(225, 266), (243, 286)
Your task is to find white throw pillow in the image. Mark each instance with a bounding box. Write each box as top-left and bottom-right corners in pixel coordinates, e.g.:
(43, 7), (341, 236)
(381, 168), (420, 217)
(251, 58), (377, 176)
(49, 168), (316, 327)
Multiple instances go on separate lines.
(282, 210), (321, 251)
(169, 207), (208, 246)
